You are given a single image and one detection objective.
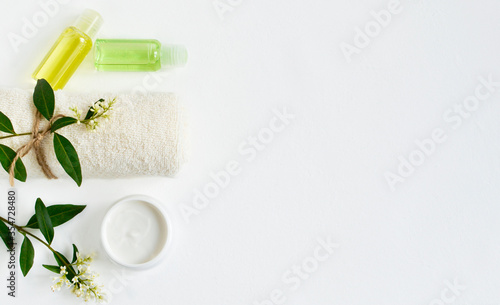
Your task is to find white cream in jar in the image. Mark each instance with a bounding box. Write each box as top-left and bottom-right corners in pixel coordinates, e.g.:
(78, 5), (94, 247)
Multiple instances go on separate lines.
(101, 196), (170, 268)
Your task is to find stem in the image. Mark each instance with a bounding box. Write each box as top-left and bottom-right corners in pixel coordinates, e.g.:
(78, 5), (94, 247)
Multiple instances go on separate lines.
(0, 132), (32, 140)
(0, 216), (72, 275)
(2, 98), (115, 141)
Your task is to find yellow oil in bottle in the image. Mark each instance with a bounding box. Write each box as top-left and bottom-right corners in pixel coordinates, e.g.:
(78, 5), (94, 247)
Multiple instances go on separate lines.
(32, 27), (92, 90)
(32, 9), (103, 90)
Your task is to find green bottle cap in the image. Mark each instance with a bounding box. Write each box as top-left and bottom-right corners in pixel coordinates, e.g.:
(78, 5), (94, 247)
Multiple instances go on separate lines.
(73, 9), (103, 40)
(161, 44), (188, 67)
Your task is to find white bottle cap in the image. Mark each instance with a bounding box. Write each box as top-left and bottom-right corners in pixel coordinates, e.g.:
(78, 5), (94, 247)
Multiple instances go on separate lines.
(161, 44), (188, 67)
(73, 9), (103, 40)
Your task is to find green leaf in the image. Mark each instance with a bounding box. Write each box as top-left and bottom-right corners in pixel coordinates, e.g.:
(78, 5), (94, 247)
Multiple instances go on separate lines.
(53, 133), (82, 186)
(53, 251), (70, 267)
(0, 144), (27, 182)
(33, 79), (55, 120)
(84, 108), (94, 120)
(20, 236), (35, 277)
(0, 111), (16, 134)
(0, 220), (13, 250)
(42, 264), (61, 274)
(84, 99), (104, 120)
(51, 117), (78, 132)
(72, 244), (79, 263)
(53, 251), (77, 279)
(25, 204), (86, 229)
(35, 198), (54, 244)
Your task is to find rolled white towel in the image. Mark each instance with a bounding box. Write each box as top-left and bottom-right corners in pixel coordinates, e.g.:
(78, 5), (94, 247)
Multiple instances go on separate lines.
(0, 88), (187, 180)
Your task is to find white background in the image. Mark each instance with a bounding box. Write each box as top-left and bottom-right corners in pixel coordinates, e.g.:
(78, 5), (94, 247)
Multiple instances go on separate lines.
(1, 0), (500, 304)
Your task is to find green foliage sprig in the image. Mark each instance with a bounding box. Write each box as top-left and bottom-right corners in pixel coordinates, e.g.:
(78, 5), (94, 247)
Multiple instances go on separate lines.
(0, 79), (114, 186)
(0, 198), (105, 303)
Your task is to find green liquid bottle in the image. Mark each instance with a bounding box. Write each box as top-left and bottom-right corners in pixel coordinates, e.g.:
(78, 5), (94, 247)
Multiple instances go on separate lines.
(32, 9), (103, 90)
(94, 39), (188, 72)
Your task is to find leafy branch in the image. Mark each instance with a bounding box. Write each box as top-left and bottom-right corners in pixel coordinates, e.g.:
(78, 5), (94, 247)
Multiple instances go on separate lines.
(0, 198), (105, 302)
(0, 79), (114, 186)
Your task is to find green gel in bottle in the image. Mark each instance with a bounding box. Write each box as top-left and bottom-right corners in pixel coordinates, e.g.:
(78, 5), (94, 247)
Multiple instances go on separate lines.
(94, 39), (187, 72)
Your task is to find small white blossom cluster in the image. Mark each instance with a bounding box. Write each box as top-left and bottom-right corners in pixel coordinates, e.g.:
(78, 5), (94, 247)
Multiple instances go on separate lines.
(50, 253), (106, 303)
(70, 98), (116, 132)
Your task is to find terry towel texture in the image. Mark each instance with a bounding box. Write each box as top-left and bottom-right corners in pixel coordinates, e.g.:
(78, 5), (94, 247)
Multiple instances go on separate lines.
(0, 88), (187, 179)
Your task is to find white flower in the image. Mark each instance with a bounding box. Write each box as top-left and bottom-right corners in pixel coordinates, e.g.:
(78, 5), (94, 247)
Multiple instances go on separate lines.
(50, 253), (105, 303)
(68, 98), (116, 133)
(60, 266), (67, 275)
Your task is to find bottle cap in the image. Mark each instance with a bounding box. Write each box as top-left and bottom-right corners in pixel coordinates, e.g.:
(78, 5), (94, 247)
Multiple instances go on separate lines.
(73, 9), (103, 40)
(161, 44), (188, 67)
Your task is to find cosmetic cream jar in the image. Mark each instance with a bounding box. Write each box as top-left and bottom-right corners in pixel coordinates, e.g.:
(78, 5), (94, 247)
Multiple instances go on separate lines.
(101, 195), (171, 269)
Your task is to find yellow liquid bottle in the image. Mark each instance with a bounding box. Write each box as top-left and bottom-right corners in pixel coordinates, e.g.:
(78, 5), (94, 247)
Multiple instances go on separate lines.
(32, 9), (103, 90)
